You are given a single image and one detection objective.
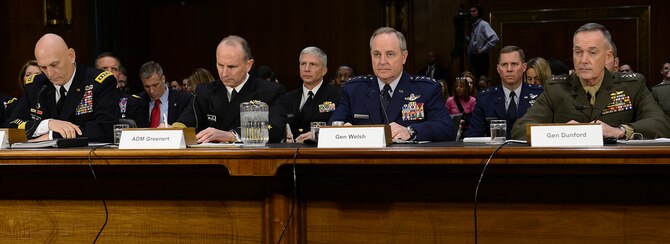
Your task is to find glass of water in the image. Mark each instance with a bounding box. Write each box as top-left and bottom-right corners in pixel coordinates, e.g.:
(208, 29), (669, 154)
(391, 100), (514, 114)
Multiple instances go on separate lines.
(310, 122), (327, 142)
(113, 124), (129, 144)
(489, 120), (507, 144)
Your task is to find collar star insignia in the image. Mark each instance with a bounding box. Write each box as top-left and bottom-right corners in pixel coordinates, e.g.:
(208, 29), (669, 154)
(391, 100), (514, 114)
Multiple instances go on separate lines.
(404, 93), (421, 101)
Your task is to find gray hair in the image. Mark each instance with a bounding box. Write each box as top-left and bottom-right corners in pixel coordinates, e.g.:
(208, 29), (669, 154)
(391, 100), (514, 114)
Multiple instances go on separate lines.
(369, 27), (407, 51)
(139, 61), (163, 80)
(299, 46), (328, 66)
(220, 35), (253, 60)
(574, 23), (614, 50)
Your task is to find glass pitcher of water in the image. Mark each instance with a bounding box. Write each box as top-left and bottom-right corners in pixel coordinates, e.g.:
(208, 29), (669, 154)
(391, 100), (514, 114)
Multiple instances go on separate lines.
(240, 100), (269, 146)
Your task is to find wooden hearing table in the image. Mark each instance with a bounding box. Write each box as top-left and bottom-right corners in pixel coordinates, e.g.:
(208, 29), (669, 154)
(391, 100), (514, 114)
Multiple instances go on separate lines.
(1, 142), (670, 243)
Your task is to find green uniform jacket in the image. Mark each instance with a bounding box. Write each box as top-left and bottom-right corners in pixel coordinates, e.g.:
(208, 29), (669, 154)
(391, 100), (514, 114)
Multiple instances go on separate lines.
(511, 70), (670, 140)
(651, 81), (670, 118)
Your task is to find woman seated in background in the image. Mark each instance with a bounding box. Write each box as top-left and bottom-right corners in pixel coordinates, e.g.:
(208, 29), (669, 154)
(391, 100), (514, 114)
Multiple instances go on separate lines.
(187, 68), (215, 92)
(525, 57), (552, 85)
(446, 77), (476, 139)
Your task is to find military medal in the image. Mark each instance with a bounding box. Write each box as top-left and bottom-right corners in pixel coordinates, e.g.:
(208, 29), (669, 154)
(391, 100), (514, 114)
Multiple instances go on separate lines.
(76, 85), (94, 115)
(402, 101), (425, 121)
(318, 101), (336, 113)
(602, 90), (632, 115)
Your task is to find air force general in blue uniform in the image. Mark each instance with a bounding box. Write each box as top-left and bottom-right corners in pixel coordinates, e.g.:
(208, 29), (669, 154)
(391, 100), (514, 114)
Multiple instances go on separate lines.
(466, 82), (543, 138)
(328, 72), (455, 141)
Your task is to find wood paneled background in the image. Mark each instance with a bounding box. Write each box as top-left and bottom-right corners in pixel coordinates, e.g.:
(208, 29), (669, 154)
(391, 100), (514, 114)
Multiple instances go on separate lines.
(1, 0), (668, 98)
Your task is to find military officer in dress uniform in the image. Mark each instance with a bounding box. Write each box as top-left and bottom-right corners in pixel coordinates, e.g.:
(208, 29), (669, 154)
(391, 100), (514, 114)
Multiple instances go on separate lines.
(512, 23), (670, 140)
(6, 33), (120, 142)
(279, 46), (342, 143)
(466, 46), (544, 139)
(328, 27), (455, 142)
(176, 35), (286, 143)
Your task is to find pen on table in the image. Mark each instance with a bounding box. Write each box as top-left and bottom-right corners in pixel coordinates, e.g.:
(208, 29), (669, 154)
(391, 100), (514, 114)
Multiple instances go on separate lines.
(163, 112), (168, 128)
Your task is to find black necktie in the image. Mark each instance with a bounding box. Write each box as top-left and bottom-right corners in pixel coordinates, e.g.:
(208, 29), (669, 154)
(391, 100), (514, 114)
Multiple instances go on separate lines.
(380, 84), (392, 123)
(302, 91), (314, 111)
(229, 89), (238, 102)
(508, 91), (517, 122)
(56, 86), (66, 116)
(427, 66), (434, 77)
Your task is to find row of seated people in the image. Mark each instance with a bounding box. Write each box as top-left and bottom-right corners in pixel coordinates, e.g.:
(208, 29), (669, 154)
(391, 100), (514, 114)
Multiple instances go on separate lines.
(3, 23), (670, 144)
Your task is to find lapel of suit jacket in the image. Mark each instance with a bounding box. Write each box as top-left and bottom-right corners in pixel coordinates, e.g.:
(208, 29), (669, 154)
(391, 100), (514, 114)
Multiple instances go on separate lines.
(493, 86), (507, 120)
(167, 89), (177, 123)
(518, 83), (531, 115)
(58, 65), (85, 119)
(363, 77), (383, 124)
(387, 73), (411, 122)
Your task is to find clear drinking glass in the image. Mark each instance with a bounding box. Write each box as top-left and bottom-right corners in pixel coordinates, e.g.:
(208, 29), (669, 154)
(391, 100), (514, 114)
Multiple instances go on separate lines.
(489, 120), (507, 144)
(113, 124), (129, 144)
(310, 122), (327, 142)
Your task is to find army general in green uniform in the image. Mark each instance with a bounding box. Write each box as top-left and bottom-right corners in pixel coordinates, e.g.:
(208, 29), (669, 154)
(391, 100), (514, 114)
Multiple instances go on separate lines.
(512, 23), (670, 140)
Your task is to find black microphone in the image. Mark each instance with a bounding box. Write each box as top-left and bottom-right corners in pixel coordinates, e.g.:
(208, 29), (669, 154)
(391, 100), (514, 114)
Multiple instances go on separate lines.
(36, 84), (48, 110)
(191, 92), (198, 130)
(573, 103), (602, 122)
(379, 90), (390, 124)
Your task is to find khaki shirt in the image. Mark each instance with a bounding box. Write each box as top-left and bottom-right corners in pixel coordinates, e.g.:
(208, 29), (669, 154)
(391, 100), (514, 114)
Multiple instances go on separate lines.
(512, 70), (670, 140)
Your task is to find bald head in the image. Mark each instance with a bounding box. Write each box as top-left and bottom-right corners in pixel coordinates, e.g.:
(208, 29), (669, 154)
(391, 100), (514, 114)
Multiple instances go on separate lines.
(34, 33), (76, 86)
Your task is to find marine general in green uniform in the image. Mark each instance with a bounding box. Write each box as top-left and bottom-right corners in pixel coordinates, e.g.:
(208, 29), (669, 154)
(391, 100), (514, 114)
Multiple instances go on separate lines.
(512, 23), (670, 140)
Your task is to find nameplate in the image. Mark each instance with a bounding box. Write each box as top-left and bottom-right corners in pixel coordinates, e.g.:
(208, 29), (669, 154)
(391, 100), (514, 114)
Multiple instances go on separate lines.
(529, 123), (603, 147)
(0, 129), (27, 149)
(318, 125), (391, 148)
(119, 128), (197, 149)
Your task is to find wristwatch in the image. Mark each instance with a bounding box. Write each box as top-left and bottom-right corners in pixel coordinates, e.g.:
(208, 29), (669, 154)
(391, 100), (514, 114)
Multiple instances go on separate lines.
(407, 126), (417, 141)
(619, 124), (633, 140)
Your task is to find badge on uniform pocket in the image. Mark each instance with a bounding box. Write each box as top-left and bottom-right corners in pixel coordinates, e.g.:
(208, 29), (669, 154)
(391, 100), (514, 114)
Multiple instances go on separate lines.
(207, 114), (217, 122)
(354, 114), (369, 119)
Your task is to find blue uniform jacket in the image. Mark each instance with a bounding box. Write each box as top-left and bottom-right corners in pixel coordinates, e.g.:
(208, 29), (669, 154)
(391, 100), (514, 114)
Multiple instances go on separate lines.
(328, 72), (455, 141)
(466, 83), (543, 138)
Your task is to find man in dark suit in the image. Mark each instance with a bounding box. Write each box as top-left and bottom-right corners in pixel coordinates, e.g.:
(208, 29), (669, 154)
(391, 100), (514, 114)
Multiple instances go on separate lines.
(279, 46), (342, 143)
(7, 33), (119, 142)
(93, 52), (142, 126)
(328, 27), (455, 142)
(417, 51), (448, 81)
(133, 61), (193, 128)
(466, 45), (543, 139)
(177, 35), (286, 143)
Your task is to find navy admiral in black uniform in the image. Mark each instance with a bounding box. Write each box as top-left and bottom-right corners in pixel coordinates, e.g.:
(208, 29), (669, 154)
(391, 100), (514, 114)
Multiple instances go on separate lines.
(176, 35), (286, 143)
(279, 46), (342, 143)
(134, 61), (193, 128)
(329, 27), (455, 141)
(466, 46), (544, 139)
(7, 33), (119, 142)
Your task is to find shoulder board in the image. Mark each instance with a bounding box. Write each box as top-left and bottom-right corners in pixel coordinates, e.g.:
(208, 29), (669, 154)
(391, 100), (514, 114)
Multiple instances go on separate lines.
(410, 75), (435, 83)
(131, 94), (141, 99)
(618, 72), (641, 82)
(25, 74), (37, 85)
(5, 97), (17, 105)
(347, 75), (375, 83)
(548, 74), (569, 84)
(479, 86), (500, 95)
(95, 71), (113, 83)
(528, 84), (544, 89)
